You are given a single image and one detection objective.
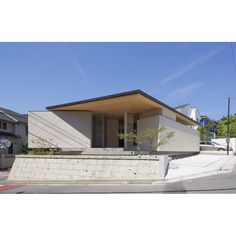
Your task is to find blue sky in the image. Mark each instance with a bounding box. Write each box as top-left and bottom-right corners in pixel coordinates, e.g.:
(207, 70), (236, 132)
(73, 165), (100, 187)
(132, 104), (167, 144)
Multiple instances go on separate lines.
(0, 42), (235, 120)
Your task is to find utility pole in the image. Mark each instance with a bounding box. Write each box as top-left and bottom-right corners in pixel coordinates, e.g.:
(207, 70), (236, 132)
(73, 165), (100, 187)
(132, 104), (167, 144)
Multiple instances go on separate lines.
(227, 97), (231, 155)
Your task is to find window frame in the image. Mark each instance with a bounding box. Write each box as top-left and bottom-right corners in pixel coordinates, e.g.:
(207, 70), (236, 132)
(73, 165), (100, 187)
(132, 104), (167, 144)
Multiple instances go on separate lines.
(2, 122), (7, 130)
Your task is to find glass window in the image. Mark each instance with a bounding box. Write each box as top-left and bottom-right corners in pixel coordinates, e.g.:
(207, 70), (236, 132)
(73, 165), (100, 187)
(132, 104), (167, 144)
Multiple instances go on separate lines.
(0, 121), (2, 129)
(3, 122), (7, 130)
(206, 141), (213, 145)
(212, 141), (220, 145)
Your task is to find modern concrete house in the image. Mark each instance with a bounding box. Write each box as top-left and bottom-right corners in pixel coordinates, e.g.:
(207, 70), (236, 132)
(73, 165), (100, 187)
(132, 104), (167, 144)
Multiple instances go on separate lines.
(0, 107), (28, 154)
(28, 90), (200, 153)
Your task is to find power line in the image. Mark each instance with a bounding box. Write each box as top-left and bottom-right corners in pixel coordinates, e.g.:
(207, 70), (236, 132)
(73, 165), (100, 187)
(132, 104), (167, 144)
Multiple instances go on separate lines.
(230, 42), (236, 74)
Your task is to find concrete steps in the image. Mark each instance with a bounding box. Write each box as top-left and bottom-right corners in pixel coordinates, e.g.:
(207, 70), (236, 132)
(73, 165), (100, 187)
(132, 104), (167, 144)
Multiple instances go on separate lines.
(61, 148), (134, 155)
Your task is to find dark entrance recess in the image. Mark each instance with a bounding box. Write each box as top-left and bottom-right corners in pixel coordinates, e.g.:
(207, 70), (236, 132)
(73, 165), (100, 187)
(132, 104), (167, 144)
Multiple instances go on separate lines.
(118, 119), (124, 148)
(8, 143), (13, 154)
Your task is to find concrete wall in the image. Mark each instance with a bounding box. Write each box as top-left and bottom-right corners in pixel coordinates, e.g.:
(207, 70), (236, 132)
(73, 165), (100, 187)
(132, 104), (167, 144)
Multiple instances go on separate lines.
(158, 115), (200, 152)
(0, 154), (15, 169)
(8, 155), (161, 181)
(160, 109), (176, 121)
(106, 118), (119, 147)
(141, 110), (161, 119)
(212, 138), (236, 153)
(137, 115), (159, 132)
(28, 111), (92, 149)
(137, 114), (199, 152)
(137, 115), (159, 151)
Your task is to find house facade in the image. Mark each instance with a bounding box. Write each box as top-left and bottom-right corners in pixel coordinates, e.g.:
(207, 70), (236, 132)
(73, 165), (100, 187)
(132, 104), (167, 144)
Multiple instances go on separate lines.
(175, 104), (201, 129)
(28, 90), (200, 153)
(0, 107), (28, 154)
(200, 115), (216, 139)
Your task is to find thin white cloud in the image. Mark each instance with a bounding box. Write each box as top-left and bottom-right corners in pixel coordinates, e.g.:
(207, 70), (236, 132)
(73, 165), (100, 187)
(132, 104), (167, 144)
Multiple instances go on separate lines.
(65, 46), (88, 85)
(167, 81), (206, 99)
(161, 48), (224, 84)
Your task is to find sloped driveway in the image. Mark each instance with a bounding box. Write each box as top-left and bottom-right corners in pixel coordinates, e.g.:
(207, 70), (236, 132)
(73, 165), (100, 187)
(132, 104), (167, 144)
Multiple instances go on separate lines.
(165, 154), (236, 182)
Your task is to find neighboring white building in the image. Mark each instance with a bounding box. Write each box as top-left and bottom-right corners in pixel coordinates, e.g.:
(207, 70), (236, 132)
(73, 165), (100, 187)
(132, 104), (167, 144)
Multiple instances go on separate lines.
(0, 107), (28, 154)
(28, 90), (200, 154)
(174, 104), (201, 129)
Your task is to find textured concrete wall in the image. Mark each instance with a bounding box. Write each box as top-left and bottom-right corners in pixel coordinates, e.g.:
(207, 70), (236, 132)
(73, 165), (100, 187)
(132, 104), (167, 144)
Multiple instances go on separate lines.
(158, 115), (199, 152)
(137, 114), (199, 152)
(8, 155), (160, 181)
(212, 138), (236, 152)
(137, 115), (159, 151)
(160, 109), (176, 121)
(0, 154), (15, 169)
(28, 111), (92, 149)
(158, 155), (169, 178)
(141, 110), (161, 118)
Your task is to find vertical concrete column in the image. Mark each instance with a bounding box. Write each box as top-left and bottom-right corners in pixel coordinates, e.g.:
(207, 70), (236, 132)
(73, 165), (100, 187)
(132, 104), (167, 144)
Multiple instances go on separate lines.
(124, 112), (128, 150)
(159, 155), (170, 179)
(89, 112), (93, 148)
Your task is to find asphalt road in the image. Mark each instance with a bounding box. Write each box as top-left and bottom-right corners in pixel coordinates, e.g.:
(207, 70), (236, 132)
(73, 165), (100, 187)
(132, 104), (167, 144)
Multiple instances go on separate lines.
(2, 165), (236, 194)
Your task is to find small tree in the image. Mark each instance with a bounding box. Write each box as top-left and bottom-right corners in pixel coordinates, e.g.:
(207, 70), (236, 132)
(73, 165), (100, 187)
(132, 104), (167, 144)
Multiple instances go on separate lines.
(118, 126), (174, 153)
(198, 126), (209, 141)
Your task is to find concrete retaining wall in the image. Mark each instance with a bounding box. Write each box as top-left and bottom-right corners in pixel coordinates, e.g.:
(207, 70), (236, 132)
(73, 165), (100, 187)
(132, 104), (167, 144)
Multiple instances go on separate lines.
(0, 154), (15, 169)
(8, 155), (163, 181)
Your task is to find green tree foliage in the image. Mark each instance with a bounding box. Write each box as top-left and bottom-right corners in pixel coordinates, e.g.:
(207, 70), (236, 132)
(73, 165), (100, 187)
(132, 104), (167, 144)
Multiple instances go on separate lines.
(198, 119), (217, 141)
(205, 119), (217, 134)
(117, 126), (174, 153)
(216, 114), (236, 138)
(21, 141), (29, 154)
(198, 126), (209, 141)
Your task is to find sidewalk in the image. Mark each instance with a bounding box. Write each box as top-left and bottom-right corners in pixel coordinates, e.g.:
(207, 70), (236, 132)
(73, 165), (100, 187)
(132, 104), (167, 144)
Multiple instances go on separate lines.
(0, 169), (10, 181)
(163, 153), (236, 183)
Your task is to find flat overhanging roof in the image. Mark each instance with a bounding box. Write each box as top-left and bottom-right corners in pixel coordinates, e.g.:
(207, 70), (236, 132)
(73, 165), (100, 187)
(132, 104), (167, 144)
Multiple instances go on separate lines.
(46, 90), (198, 126)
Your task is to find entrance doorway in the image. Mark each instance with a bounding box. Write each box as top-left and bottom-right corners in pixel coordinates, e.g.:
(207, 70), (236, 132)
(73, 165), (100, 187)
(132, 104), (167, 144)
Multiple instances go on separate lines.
(118, 119), (124, 148)
(92, 115), (104, 148)
(126, 113), (141, 149)
(92, 115), (124, 148)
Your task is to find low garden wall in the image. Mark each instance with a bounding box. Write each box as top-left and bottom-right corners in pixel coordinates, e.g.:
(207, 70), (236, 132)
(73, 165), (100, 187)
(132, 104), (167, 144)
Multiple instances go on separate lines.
(0, 154), (15, 169)
(8, 155), (169, 181)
